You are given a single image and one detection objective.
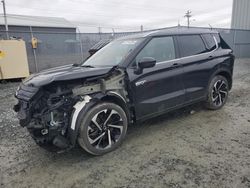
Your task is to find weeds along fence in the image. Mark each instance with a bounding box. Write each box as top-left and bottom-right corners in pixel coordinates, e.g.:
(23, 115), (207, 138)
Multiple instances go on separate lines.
(0, 27), (250, 73)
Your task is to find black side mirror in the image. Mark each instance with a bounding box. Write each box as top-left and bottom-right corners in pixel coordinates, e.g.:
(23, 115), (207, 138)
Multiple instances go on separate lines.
(134, 57), (156, 74)
(138, 57), (156, 69)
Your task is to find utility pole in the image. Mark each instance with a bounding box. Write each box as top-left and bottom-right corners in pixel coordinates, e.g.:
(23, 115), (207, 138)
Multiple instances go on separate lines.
(112, 28), (115, 38)
(29, 26), (38, 72)
(77, 27), (84, 62)
(1, 0), (9, 39)
(184, 10), (192, 28)
(98, 26), (101, 40)
(140, 25), (143, 32)
(177, 19), (180, 27)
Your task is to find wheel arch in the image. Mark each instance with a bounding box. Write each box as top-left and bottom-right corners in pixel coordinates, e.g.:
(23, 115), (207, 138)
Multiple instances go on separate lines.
(215, 71), (232, 90)
(96, 92), (132, 124)
(68, 91), (132, 147)
(208, 68), (232, 91)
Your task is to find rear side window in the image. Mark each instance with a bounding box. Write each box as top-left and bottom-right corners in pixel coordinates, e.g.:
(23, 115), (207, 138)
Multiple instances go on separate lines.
(218, 34), (231, 49)
(136, 36), (175, 63)
(202, 34), (216, 51)
(178, 35), (207, 57)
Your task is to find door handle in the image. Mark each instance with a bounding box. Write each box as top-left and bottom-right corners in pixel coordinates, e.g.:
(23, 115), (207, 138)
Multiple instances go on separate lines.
(207, 55), (214, 60)
(171, 63), (181, 67)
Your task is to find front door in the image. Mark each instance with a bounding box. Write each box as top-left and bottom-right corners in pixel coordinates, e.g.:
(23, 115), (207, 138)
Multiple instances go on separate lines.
(126, 36), (185, 120)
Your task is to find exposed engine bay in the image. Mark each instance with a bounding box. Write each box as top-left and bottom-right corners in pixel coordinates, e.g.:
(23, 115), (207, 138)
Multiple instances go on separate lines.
(14, 68), (130, 152)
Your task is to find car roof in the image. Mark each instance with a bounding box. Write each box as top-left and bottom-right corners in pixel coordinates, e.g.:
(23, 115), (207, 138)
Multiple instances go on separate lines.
(118, 27), (219, 40)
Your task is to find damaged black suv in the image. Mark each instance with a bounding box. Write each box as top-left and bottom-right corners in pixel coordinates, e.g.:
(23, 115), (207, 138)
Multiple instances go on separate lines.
(14, 28), (234, 155)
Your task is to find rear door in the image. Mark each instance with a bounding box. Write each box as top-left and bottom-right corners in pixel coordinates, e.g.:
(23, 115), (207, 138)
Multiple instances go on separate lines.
(176, 34), (217, 102)
(126, 36), (185, 120)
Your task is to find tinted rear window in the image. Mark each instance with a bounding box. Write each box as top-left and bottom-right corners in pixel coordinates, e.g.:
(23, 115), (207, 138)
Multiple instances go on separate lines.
(217, 34), (231, 49)
(202, 34), (216, 51)
(178, 35), (207, 57)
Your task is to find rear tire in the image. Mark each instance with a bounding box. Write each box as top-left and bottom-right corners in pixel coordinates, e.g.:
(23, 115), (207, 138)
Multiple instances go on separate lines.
(205, 75), (229, 110)
(77, 102), (128, 155)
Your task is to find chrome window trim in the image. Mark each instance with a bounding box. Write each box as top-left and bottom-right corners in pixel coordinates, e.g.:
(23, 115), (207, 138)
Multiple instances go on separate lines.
(156, 35), (218, 65)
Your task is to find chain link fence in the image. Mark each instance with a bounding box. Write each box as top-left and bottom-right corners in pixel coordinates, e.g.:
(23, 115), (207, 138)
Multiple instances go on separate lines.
(0, 30), (138, 73)
(0, 27), (250, 73)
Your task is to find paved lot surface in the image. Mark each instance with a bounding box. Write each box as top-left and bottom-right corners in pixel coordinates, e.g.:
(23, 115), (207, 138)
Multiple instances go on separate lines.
(0, 59), (250, 188)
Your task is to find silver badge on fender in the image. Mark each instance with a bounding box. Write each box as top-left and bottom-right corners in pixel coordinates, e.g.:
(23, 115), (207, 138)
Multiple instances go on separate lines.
(135, 80), (147, 86)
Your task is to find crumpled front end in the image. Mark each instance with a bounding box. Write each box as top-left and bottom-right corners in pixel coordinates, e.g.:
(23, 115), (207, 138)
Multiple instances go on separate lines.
(13, 68), (129, 152)
(14, 83), (76, 151)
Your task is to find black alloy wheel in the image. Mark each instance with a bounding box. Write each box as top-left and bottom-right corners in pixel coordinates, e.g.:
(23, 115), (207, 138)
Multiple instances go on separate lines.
(78, 102), (128, 155)
(205, 75), (229, 110)
(211, 79), (228, 107)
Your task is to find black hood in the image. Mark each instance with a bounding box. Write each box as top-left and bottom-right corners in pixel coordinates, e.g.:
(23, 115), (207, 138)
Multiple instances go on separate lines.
(23, 64), (113, 87)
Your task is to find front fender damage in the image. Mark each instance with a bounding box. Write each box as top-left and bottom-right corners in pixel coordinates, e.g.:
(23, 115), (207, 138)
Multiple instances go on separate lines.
(14, 68), (131, 152)
(68, 68), (131, 147)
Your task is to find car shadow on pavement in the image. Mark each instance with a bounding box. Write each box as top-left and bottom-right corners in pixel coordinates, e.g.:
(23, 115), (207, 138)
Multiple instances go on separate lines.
(51, 102), (205, 161)
(128, 102), (204, 132)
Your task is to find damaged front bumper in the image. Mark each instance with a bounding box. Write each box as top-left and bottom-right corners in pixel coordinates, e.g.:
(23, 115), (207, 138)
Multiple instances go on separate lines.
(14, 84), (40, 126)
(14, 68), (129, 152)
(14, 83), (76, 152)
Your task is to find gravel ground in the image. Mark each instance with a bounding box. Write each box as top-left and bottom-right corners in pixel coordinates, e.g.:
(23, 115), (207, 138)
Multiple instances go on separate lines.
(0, 59), (250, 188)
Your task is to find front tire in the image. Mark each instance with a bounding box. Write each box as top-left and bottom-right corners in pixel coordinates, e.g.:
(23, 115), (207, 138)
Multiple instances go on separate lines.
(205, 75), (229, 110)
(77, 102), (128, 155)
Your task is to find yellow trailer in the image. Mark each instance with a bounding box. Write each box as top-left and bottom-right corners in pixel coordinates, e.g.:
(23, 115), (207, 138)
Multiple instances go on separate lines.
(0, 40), (29, 80)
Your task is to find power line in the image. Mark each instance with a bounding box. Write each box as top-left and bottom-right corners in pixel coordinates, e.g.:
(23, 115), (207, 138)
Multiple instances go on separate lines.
(2, 5), (183, 30)
(3, 2), (230, 31)
(9, 0), (193, 14)
(6, 2), (227, 30)
(6, 4), (188, 24)
(0, 14), (140, 31)
(67, 0), (225, 15)
(184, 10), (192, 28)
(6, 4), (184, 20)
(6, 1), (231, 24)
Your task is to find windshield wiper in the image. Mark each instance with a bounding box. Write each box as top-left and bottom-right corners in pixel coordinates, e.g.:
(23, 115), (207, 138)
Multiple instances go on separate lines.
(72, 63), (95, 68)
(81, 65), (95, 68)
(72, 63), (81, 67)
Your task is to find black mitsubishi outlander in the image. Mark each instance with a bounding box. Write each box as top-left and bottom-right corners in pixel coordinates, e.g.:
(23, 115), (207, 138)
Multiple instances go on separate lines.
(14, 28), (234, 155)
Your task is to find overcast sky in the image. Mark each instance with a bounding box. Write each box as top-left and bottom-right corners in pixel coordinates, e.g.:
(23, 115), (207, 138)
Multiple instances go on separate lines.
(3, 0), (233, 32)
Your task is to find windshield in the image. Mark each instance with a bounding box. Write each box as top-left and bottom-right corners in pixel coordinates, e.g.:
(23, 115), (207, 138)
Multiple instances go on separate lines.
(83, 38), (142, 67)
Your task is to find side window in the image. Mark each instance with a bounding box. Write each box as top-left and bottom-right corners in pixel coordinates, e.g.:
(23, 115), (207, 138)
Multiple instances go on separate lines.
(214, 33), (231, 49)
(136, 36), (175, 63)
(202, 34), (217, 51)
(178, 35), (207, 57)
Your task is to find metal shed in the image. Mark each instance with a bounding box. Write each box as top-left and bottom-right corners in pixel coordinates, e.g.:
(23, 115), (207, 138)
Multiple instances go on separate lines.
(231, 0), (250, 30)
